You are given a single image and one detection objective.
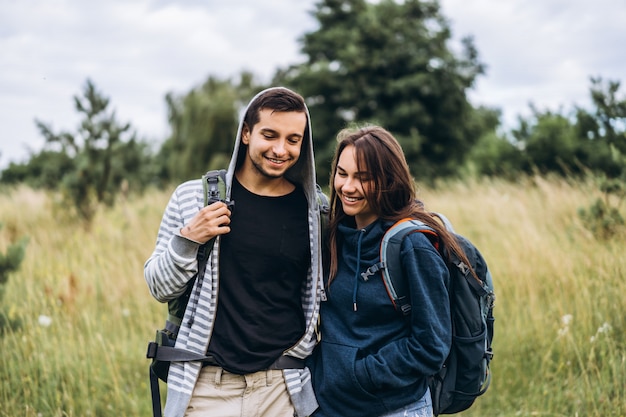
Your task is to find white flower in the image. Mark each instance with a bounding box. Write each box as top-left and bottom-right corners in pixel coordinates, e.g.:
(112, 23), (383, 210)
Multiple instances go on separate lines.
(561, 314), (573, 326)
(38, 315), (52, 327)
(590, 322), (612, 343)
(597, 322), (612, 334)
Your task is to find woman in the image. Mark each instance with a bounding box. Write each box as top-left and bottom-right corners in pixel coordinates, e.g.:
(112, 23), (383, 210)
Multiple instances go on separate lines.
(310, 125), (473, 417)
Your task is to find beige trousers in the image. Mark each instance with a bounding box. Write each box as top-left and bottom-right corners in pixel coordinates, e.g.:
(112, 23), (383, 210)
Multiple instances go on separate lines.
(185, 365), (295, 417)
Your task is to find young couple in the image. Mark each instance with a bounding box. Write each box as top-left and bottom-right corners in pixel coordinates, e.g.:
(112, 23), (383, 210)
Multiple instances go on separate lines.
(145, 87), (468, 417)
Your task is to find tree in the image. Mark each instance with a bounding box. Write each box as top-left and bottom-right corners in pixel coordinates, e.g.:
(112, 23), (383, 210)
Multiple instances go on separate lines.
(159, 72), (262, 183)
(502, 78), (626, 178)
(587, 77), (626, 154)
(33, 79), (152, 222)
(466, 106), (524, 178)
(273, 0), (486, 184)
(510, 107), (580, 175)
(575, 77), (626, 177)
(0, 150), (74, 189)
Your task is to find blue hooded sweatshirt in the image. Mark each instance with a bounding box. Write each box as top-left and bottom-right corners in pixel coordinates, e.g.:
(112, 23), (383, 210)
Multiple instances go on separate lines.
(310, 219), (451, 417)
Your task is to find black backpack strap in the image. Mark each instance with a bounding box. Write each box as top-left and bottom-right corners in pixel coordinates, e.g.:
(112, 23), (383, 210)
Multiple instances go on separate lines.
(146, 341), (216, 417)
(183, 240), (214, 327)
(149, 366), (162, 417)
(146, 342), (216, 363)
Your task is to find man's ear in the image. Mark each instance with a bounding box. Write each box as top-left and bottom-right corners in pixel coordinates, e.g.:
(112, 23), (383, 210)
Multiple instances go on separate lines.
(241, 123), (250, 145)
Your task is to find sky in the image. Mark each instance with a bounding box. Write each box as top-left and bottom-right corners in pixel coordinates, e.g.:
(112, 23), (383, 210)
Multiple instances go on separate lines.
(1, 0), (625, 169)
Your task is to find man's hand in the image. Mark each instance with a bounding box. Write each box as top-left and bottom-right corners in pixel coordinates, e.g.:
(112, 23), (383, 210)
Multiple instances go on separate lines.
(180, 201), (232, 243)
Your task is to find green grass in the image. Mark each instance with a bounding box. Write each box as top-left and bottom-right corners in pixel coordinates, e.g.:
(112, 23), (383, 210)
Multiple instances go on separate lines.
(0, 177), (625, 416)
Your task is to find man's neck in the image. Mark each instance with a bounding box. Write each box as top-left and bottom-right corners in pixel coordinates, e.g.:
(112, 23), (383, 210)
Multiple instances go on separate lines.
(235, 169), (295, 197)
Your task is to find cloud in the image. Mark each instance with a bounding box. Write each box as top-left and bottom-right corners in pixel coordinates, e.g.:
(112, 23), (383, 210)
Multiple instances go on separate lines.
(0, 0), (624, 167)
(440, 0), (626, 126)
(0, 0), (317, 166)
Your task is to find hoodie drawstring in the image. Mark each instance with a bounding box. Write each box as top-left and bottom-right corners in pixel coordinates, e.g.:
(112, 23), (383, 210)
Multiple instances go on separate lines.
(352, 229), (366, 311)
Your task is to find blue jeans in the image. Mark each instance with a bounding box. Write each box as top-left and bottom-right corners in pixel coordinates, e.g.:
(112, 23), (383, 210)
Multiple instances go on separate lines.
(380, 388), (433, 417)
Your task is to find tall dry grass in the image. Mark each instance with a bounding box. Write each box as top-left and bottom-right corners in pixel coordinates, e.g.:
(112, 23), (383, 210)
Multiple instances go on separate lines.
(425, 176), (626, 415)
(0, 177), (624, 416)
(0, 185), (170, 417)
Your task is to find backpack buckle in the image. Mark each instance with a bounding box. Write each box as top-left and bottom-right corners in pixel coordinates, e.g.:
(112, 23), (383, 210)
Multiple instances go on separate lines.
(361, 261), (384, 281)
(146, 341), (158, 359)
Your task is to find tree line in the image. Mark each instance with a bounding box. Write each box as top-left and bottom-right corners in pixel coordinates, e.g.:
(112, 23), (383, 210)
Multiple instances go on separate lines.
(1, 0), (625, 222)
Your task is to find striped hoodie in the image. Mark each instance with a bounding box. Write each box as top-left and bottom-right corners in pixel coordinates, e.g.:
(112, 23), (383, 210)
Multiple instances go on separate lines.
(144, 87), (323, 417)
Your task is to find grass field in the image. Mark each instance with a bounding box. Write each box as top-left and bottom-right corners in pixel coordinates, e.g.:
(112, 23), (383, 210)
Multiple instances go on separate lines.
(0, 176), (624, 416)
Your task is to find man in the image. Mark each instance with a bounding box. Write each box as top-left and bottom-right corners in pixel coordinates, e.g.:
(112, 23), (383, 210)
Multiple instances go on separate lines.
(145, 87), (323, 417)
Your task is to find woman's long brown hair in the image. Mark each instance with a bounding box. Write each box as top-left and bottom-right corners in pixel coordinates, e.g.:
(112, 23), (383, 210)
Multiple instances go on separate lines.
(327, 125), (478, 284)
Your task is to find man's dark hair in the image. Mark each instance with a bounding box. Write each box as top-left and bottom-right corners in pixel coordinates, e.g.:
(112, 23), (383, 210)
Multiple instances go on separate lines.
(243, 87), (307, 132)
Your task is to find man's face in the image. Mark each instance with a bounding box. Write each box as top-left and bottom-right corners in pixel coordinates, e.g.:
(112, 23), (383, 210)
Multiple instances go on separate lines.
(242, 108), (307, 179)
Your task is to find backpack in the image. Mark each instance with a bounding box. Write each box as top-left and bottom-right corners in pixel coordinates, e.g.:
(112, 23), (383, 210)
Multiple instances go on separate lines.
(145, 169), (329, 417)
(366, 214), (495, 416)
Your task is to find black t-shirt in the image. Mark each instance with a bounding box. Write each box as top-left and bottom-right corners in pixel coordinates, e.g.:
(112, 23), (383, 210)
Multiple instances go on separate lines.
(207, 177), (310, 373)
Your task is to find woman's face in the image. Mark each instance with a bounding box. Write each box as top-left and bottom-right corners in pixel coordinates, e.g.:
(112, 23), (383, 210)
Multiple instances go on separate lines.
(334, 145), (377, 229)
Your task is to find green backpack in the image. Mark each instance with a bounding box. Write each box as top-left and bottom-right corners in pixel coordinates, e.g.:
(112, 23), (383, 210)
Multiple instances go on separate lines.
(146, 169), (329, 417)
(161, 169), (233, 341)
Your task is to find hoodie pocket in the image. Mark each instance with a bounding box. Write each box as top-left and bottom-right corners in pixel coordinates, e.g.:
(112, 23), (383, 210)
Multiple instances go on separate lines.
(314, 341), (386, 416)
